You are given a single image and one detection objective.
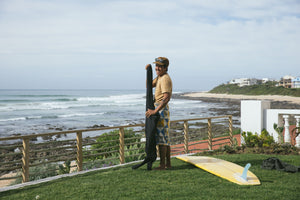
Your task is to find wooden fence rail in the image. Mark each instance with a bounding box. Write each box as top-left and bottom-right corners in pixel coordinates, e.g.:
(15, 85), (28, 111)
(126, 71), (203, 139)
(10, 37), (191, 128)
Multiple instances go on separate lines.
(0, 115), (233, 184)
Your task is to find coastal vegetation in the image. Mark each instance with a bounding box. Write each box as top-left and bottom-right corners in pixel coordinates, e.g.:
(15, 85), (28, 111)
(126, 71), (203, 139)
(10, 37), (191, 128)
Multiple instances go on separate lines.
(212, 129), (299, 155)
(209, 82), (300, 97)
(242, 129), (274, 148)
(87, 129), (144, 161)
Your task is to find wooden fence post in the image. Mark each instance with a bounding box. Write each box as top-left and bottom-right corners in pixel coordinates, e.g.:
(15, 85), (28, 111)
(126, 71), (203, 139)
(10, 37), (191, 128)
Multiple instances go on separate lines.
(229, 115), (233, 146)
(184, 121), (189, 154)
(208, 118), (212, 150)
(22, 137), (30, 183)
(76, 131), (83, 171)
(119, 128), (125, 164)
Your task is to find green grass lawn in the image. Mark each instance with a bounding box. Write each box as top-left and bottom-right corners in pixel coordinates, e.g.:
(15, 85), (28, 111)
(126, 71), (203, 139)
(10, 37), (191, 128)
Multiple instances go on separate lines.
(1, 154), (299, 200)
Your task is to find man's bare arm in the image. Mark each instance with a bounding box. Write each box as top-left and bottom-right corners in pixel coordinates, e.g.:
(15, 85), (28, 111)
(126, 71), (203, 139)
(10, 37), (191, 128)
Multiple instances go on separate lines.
(145, 92), (170, 118)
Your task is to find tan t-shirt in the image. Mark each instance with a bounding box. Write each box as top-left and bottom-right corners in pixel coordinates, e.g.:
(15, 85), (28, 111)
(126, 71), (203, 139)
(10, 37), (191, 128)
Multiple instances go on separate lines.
(154, 73), (172, 104)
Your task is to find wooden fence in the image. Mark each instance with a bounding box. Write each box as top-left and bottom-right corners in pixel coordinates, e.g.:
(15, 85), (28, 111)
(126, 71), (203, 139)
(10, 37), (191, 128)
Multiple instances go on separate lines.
(0, 115), (233, 184)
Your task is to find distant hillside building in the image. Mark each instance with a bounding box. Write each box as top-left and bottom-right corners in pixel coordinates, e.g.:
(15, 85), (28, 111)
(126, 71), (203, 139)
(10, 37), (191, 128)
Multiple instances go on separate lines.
(229, 78), (258, 87)
(261, 78), (276, 83)
(292, 77), (300, 88)
(279, 75), (296, 88)
(262, 78), (269, 83)
(228, 76), (298, 88)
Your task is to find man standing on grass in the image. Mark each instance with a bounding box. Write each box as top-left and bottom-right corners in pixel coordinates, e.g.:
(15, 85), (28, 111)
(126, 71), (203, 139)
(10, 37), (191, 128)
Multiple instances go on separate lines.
(146, 57), (173, 170)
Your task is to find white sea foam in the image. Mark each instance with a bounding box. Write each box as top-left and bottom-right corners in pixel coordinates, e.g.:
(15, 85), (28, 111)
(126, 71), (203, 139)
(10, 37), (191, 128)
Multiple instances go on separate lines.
(0, 101), (98, 112)
(0, 89), (228, 137)
(77, 93), (144, 104)
(170, 99), (202, 105)
(0, 112), (106, 122)
(0, 117), (26, 122)
(59, 112), (105, 118)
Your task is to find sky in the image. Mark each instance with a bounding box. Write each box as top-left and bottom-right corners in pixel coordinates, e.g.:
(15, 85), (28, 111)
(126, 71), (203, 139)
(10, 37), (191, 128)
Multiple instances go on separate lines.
(0, 0), (300, 91)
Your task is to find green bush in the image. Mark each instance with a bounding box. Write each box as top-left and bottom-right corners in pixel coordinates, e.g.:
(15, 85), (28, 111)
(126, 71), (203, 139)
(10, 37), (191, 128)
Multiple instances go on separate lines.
(89, 128), (141, 160)
(124, 143), (146, 162)
(241, 132), (258, 147)
(82, 143), (146, 170)
(222, 145), (236, 154)
(260, 129), (275, 147)
(82, 128), (145, 168)
(270, 143), (298, 155)
(58, 160), (71, 175)
(13, 162), (58, 184)
(241, 129), (274, 148)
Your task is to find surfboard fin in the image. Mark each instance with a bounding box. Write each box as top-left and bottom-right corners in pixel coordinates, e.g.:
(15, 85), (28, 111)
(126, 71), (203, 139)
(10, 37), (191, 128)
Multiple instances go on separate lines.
(241, 163), (251, 181)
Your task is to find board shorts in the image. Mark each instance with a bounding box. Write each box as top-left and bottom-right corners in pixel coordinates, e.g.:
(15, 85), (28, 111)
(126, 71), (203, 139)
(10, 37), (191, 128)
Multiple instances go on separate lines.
(155, 103), (171, 146)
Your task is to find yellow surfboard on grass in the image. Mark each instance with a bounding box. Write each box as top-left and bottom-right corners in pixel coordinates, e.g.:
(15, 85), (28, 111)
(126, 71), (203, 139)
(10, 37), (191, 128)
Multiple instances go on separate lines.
(176, 155), (260, 185)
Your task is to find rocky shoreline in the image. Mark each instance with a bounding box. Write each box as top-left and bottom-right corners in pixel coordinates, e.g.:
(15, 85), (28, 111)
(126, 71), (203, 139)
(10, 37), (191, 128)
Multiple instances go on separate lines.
(173, 93), (241, 117)
(173, 92), (300, 111)
(172, 92), (300, 130)
(3, 92), (299, 143)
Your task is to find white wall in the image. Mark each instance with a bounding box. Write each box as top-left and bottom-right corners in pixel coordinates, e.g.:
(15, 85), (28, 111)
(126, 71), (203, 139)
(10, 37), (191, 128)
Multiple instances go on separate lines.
(241, 100), (271, 135)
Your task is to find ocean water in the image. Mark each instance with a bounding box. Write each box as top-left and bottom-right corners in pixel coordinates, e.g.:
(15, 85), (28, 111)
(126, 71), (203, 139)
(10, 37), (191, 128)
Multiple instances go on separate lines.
(0, 89), (225, 138)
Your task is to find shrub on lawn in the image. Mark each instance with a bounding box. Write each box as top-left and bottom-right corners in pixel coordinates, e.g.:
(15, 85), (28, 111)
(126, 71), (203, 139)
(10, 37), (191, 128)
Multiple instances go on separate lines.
(241, 129), (274, 148)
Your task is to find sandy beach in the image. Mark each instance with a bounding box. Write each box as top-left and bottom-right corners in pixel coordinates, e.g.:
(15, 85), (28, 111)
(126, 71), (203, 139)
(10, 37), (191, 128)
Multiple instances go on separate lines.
(182, 92), (300, 105)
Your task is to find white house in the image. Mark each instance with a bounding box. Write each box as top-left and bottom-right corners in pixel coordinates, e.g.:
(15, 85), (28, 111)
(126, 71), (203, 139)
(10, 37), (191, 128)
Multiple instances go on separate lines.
(229, 78), (258, 87)
(292, 77), (300, 88)
(279, 75), (296, 88)
(261, 78), (269, 83)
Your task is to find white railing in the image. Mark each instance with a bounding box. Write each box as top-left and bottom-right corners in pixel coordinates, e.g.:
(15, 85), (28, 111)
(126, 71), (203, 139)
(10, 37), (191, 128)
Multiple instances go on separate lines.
(0, 115), (233, 184)
(241, 100), (300, 147)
